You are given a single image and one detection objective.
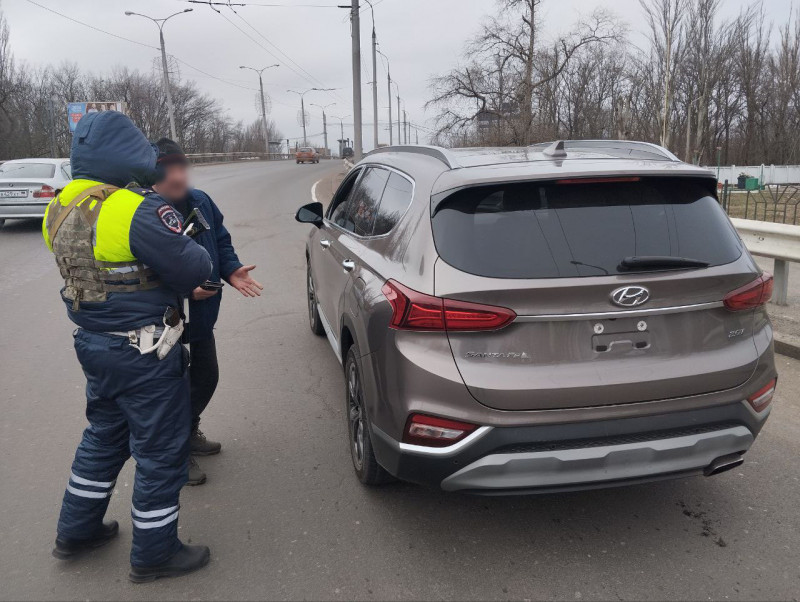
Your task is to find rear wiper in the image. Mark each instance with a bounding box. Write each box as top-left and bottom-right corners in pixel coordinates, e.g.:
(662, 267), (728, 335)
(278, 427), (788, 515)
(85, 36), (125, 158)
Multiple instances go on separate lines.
(618, 256), (710, 271)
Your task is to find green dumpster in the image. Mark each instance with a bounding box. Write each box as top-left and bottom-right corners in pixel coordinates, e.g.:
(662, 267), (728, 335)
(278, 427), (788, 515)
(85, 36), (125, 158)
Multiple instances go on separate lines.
(745, 177), (760, 191)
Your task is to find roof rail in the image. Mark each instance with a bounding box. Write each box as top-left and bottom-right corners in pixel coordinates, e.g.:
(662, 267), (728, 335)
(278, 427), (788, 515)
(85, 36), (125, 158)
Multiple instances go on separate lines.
(366, 145), (457, 169)
(530, 140), (681, 162)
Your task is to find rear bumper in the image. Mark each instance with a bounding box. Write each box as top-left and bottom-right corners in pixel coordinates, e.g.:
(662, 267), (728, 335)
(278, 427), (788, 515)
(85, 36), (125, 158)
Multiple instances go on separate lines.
(0, 203), (47, 219)
(370, 401), (768, 494)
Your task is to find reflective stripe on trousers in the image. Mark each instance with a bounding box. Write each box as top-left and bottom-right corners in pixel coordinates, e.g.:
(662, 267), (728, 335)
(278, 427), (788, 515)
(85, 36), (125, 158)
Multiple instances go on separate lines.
(57, 328), (191, 567)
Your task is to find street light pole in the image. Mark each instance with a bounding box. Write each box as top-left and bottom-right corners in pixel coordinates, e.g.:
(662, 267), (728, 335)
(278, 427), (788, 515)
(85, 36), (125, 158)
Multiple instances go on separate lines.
(289, 88), (335, 147)
(125, 8), (193, 141)
(349, 0), (363, 160)
(240, 64), (280, 158)
(362, 0), (378, 150)
(312, 103), (336, 158)
(331, 115), (350, 157)
(377, 48), (392, 146)
(396, 91), (401, 143)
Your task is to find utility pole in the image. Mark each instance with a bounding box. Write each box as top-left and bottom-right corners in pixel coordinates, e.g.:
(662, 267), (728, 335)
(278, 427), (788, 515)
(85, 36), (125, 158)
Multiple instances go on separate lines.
(289, 88), (335, 147)
(387, 69), (393, 145)
(312, 103), (335, 158)
(396, 93), (401, 143)
(125, 8), (193, 141)
(240, 64), (279, 158)
(415, 128), (419, 145)
(349, 0), (364, 160)
(403, 110), (408, 144)
(331, 114), (350, 157)
(377, 48), (392, 146)
(48, 94), (57, 157)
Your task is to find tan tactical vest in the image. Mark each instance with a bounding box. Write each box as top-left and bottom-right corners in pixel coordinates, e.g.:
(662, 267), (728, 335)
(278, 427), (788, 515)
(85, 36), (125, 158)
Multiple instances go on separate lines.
(45, 184), (161, 310)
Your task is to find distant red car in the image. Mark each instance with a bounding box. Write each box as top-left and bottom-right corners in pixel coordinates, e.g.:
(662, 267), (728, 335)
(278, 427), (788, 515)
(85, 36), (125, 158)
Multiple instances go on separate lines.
(296, 147), (320, 164)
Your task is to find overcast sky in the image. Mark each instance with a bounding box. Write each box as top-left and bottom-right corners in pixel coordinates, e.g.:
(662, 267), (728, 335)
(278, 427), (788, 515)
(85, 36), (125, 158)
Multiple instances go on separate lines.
(5, 0), (793, 151)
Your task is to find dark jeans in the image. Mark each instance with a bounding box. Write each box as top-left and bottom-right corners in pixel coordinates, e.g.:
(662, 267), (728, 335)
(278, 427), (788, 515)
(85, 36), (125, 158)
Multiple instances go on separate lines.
(190, 335), (219, 431)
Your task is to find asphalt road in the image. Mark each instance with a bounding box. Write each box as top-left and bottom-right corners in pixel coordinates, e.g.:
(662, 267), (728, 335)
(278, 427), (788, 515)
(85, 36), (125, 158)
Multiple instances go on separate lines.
(1, 160), (799, 601)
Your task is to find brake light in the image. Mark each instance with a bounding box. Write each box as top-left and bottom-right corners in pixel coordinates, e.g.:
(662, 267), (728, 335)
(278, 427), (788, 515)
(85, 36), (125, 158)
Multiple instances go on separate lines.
(381, 279), (516, 332)
(555, 177), (641, 185)
(747, 378), (776, 412)
(403, 413), (478, 447)
(723, 273), (774, 311)
(33, 185), (55, 199)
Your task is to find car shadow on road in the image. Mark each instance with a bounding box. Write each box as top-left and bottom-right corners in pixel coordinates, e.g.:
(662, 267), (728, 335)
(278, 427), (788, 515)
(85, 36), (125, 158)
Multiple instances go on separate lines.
(361, 476), (737, 558)
(0, 218), (43, 234)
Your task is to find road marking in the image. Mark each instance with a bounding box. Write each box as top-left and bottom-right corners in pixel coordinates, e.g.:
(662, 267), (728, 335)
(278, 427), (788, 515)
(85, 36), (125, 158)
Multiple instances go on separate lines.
(311, 178), (321, 203)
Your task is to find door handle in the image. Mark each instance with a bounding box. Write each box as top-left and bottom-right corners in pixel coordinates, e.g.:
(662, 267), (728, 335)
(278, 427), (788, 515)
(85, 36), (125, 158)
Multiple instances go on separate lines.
(342, 259), (355, 272)
(320, 239), (331, 250)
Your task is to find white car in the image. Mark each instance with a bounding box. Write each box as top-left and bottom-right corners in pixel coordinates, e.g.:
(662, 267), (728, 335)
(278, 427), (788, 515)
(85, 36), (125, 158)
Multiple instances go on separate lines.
(0, 158), (71, 228)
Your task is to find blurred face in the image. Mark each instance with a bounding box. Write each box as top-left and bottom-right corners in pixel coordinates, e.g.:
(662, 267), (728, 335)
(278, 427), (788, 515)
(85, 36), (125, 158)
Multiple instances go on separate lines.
(154, 163), (190, 203)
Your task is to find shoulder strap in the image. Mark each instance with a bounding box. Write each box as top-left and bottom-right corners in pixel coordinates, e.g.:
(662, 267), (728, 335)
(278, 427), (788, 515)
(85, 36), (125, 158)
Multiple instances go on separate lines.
(48, 184), (120, 241)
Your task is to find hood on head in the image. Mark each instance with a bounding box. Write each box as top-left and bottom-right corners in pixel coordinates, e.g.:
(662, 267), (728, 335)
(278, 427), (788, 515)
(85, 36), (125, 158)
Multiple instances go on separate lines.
(70, 111), (161, 188)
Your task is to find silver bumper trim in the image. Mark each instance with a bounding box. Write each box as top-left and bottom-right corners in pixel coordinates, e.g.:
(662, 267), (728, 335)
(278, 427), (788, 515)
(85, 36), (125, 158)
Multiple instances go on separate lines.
(514, 301), (723, 323)
(440, 425), (753, 492)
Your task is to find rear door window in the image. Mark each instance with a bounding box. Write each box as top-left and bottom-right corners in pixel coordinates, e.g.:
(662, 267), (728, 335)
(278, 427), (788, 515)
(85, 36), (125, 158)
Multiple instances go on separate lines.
(373, 172), (413, 236)
(431, 177), (742, 279)
(345, 167), (390, 236)
(0, 162), (56, 179)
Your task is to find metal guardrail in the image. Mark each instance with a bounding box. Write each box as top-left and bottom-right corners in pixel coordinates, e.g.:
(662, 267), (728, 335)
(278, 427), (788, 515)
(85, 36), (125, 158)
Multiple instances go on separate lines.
(185, 152), (291, 164)
(732, 218), (800, 305)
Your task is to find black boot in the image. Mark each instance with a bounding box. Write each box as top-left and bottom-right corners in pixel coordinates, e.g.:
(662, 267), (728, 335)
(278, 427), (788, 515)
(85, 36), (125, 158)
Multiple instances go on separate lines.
(186, 456), (207, 486)
(129, 544), (211, 583)
(190, 428), (222, 456)
(52, 520), (119, 559)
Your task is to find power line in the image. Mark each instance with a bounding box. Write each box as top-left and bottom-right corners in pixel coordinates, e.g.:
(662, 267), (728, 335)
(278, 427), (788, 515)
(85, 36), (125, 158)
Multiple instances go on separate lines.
(23, 0), (264, 95)
(229, 9), (342, 102)
(25, 0), (157, 49)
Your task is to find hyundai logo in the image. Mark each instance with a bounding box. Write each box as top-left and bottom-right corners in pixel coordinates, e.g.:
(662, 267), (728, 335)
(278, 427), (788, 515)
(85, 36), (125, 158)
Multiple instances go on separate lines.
(610, 286), (650, 308)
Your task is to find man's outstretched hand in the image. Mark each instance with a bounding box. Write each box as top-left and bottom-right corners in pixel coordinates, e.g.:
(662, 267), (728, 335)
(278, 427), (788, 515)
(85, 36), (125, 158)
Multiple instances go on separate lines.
(229, 265), (264, 298)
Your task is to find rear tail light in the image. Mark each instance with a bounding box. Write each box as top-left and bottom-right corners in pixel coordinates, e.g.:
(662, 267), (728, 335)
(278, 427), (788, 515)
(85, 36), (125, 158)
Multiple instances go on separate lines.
(403, 413), (478, 447)
(747, 378), (776, 412)
(33, 185), (55, 199)
(724, 273), (773, 311)
(381, 279), (516, 332)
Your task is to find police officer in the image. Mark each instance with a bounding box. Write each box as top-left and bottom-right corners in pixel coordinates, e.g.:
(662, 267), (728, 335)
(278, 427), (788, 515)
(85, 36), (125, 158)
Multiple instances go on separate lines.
(152, 138), (263, 486)
(44, 111), (213, 582)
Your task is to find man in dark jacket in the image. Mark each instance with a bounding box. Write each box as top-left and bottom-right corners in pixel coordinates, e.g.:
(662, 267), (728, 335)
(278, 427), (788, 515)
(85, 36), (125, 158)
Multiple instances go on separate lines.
(153, 139), (263, 485)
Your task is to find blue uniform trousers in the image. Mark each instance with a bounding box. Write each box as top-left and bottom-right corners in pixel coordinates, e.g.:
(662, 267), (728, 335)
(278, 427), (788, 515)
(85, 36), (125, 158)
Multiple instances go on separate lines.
(56, 328), (191, 567)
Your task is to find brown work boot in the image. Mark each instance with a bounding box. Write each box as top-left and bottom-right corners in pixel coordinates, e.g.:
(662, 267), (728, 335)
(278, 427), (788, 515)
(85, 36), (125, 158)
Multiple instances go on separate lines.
(186, 456), (206, 487)
(190, 428), (221, 456)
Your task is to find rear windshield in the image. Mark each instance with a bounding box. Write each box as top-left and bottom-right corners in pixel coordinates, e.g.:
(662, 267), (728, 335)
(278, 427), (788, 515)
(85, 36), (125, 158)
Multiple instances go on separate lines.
(299, 148), (314, 153)
(431, 177), (742, 279)
(0, 162), (56, 179)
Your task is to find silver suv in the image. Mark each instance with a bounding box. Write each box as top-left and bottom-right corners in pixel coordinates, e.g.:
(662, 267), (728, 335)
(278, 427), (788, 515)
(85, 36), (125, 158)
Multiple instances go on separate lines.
(295, 141), (777, 494)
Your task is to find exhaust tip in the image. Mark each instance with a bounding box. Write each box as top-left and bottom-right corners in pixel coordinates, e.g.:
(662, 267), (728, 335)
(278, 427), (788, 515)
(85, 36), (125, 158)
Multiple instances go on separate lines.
(704, 453), (745, 477)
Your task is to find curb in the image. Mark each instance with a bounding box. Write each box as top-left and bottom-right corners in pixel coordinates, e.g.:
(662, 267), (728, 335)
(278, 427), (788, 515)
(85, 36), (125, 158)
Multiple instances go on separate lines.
(774, 332), (800, 361)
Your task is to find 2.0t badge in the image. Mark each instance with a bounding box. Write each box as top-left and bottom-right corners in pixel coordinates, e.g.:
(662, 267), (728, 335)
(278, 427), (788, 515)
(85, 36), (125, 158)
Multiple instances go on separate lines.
(610, 286), (650, 308)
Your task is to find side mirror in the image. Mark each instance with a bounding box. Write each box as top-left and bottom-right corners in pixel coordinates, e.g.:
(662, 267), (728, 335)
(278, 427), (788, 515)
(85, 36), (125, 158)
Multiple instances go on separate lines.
(295, 202), (324, 228)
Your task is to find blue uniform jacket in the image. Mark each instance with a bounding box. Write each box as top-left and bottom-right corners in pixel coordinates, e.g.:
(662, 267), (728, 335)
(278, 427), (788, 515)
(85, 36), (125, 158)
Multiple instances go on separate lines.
(181, 189), (243, 342)
(63, 111), (212, 332)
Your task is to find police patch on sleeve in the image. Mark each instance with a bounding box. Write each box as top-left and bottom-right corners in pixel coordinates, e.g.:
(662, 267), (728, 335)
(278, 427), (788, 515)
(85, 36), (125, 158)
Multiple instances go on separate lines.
(156, 204), (183, 234)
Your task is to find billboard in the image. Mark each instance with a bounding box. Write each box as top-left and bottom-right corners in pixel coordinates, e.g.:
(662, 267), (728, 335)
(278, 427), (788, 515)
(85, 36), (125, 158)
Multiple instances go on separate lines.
(68, 102), (127, 133)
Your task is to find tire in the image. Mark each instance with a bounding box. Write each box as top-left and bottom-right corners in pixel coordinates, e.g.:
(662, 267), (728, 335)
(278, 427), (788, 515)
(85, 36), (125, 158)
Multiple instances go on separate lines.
(296, 160), (300, 164)
(344, 344), (393, 486)
(307, 263), (325, 336)
(0, 218), (5, 229)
